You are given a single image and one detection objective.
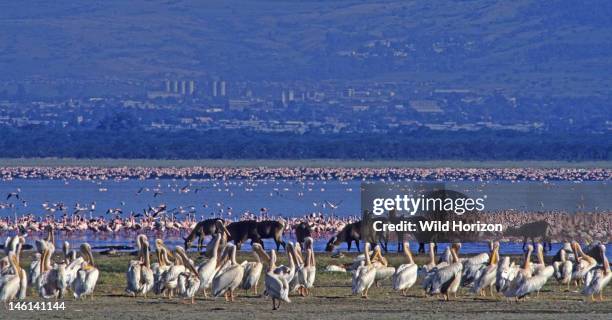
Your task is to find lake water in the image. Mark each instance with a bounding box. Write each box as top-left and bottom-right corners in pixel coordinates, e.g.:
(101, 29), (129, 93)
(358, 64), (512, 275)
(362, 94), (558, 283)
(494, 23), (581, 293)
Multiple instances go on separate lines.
(0, 178), (610, 256)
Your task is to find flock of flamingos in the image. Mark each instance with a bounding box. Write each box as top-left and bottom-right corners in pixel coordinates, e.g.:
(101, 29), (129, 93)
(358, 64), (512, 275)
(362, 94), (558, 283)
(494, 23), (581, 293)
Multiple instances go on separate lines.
(0, 223), (610, 310)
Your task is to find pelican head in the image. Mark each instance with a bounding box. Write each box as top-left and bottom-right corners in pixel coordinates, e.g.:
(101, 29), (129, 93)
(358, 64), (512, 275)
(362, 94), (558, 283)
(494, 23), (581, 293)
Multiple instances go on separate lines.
(80, 243), (95, 268)
(215, 220), (231, 238)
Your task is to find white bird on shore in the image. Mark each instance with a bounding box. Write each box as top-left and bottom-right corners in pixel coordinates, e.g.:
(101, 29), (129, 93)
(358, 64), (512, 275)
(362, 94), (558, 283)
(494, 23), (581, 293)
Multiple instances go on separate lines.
(158, 247), (186, 298)
(264, 249), (290, 310)
(295, 237), (316, 296)
(126, 234), (154, 298)
(212, 243), (244, 302)
(72, 243), (99, 299)
(496, 256), (518, 294)
(392, 242), (418, 296)
(0, 251), (27, 302)
(461, 242), (490, 287)
(571, 241), (597, 286)
(175, 246), (200, 304)
(427, 243), (463, 301)
(472, 241), (500, 297)
(552, 247), (573, 291)
(241, 243), (267, 295)
(197, 233), (223, 297)
(582, 244), (612, 302)
(371, 245), (395, 287)
(37, 240), (66, 299)
(352, 242), (376, 298)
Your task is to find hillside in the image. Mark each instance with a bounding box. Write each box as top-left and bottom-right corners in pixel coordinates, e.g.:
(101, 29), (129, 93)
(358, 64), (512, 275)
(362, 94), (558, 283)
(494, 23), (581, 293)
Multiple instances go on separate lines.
(0, 0), (611, 96)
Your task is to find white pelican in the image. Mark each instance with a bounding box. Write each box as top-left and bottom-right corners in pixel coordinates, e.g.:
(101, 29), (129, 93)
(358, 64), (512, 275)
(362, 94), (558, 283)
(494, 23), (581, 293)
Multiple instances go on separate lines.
(274, 242), (296, 284)
(298, 237), (316, 296)
(63, 242), (85, 294)
(158, 247), (186, 298)
(427, 243), (463, 300)
(352, 242), (376, 298)
(197, 233), (222, 297)
(421, 243), (440, 273)
(420, 243), (447, 294)
(63, 241), (77, 264)
(153, 239), (173, 296)
(72, 243), (99, 299)
(212, 243), (244, 302)
(289, 242), (304, 294)
(1, 236), (21, 273)
(496, 256), (518, 294)
(371, 245), (395, 287)
(175, 246), (200, 304)
(552, 247), (573, 291)
(0, 251), (27, 302)
(264, 249), (290, 310)
(37, 240), (66, 299)
(514, 262), (554, 299)
(582, 244), (612, 302)
(29, 228), (54, 287)
(392, 242), (418, 296)
(472, 241), (499, 297)
(571, 241), (597, 286)
(503, 244), (552, 300)
(324, 265), (347, 273)
(241, 242), (267, 295)
(461, 243), (489, 287)
(126, 234), (154, 298)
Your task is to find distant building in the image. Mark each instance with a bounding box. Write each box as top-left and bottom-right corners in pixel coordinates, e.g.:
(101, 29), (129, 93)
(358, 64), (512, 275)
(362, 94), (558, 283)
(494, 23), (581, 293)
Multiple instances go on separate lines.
(229, 99), (251, 111)
(189, 80), (195, 95)
(181, 81), (187, 95)
(220, 81), (227, 96)
(410, 100), (443, 113)
(212, 81), (218, 97)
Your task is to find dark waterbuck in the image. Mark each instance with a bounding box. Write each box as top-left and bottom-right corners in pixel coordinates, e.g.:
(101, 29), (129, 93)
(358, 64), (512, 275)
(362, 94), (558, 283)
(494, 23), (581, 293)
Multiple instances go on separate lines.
(225, 220), (286, 250)
(226, 220), (261, 250)
(325, 220), (387, 253)
(256, 220), (286, 251)
(325, 220), (363, 252)
(183, 218), (226, 251)
(504, 220), (553, 252)
(293, 221), (313, 247)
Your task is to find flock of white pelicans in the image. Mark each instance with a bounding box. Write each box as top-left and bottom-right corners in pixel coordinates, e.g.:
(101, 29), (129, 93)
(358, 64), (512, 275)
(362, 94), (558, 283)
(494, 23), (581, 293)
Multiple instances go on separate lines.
(0, 231), (610, 310)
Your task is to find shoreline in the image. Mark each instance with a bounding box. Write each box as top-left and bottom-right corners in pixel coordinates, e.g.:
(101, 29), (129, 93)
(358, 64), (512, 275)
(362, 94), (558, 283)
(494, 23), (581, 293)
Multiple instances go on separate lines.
(0, 158), (611, 168)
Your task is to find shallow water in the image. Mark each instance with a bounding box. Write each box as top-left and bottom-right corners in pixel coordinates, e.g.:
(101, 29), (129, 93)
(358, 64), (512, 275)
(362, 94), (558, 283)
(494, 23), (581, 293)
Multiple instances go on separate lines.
(0, 178), (610, 257)
(0, 179), (609, 219)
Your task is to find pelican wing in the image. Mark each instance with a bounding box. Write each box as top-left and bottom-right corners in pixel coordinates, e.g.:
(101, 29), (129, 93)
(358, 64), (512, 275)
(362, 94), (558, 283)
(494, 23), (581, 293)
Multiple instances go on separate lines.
(198, 259), (218, 289)
(126, 261), (141, 294)
(264, 272), (290, 303)
(429, 262), (462, 294)
(212, 265), (244, 297)
(515, 266), (554, 298)
(461, 253), (488, 286)
(0, 274), (20, 301)
(392, 263), (418, 291)
(73, 268), (99, 298)
(375, 266), (396, 282)
(352, 265), (376, 294)
(241, 262), (262, 290)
